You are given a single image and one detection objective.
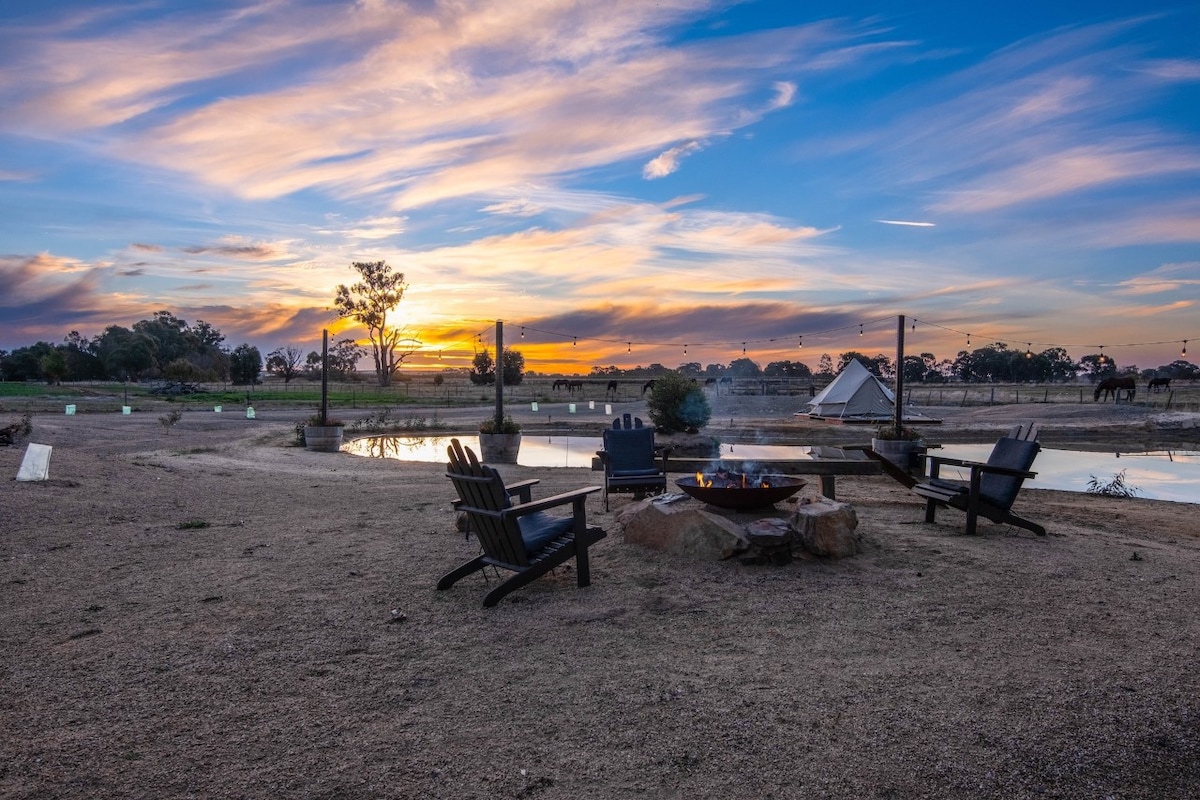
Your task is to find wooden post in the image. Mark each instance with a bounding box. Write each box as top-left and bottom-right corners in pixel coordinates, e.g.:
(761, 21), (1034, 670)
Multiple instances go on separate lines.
(320, 328), (329, 425)
(494, 320), (504, 429)
(894, 315), (905, 437)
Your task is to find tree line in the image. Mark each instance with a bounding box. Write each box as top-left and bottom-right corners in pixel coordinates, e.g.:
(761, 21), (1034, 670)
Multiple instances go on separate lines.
(0, 310), (366, 386)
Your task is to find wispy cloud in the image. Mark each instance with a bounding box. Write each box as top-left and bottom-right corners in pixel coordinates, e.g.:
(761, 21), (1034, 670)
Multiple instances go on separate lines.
(0, 3), (885, 211)
(643, 141), (704, 179)
(877, 219), (935, 227)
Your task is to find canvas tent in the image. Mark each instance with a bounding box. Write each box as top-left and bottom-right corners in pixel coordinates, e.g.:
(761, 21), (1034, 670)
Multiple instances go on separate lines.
(800, 359), (898, 422)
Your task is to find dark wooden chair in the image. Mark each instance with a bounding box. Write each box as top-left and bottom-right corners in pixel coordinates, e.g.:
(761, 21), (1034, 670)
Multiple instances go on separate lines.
(440, 439), (606, 607)
(598, 416), (668, 510)
(911, 424), (1044, 536)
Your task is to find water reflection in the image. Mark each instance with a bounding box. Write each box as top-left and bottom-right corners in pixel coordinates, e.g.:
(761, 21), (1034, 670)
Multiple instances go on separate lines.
(344, 435), (1200, 504)
(936, 445), (1200, 504)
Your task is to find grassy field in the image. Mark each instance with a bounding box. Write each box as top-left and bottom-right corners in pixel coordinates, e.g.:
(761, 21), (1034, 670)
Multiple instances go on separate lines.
(1, 374), (1196, 414)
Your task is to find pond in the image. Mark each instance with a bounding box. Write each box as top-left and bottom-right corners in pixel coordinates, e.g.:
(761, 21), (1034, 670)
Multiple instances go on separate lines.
(342, 435), (1200, 504)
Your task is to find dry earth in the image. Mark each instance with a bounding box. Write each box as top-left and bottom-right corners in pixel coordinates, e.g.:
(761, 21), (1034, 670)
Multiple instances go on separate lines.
(2, 398), (1199, 799)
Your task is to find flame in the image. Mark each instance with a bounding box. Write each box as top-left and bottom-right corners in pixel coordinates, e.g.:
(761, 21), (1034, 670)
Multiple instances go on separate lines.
(695, 471), (712, 488)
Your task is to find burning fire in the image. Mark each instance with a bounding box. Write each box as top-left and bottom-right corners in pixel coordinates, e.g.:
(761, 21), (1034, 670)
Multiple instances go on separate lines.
(694, 469), (772, 489)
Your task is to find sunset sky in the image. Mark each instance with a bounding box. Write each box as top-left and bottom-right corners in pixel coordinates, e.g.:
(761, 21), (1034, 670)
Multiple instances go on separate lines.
(2, 0), (1197, 375)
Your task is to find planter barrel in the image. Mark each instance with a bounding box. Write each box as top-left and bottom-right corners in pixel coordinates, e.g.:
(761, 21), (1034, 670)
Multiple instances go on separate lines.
(478, 432), (521, 464)
(871, 438), (921, 472)
(304, 425), (345, 452)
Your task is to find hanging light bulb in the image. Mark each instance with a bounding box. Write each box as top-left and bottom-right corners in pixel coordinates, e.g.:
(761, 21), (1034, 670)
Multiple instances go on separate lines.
(742, 342), (747, 355)
(797, 336), (803, 349)
(520, 326), (525, 338)
(1098, 346), (1106, 365)
(911, 320), (916, 332)
(684, 344), (688, 356)
(859, 323), (863, 337)
(627, 342), (631, 353)
(573, 336), (577, 346)
(1025, 343), (1032, 359)
(966, 334), (971, 346)
(1183, 340), (1189, 358)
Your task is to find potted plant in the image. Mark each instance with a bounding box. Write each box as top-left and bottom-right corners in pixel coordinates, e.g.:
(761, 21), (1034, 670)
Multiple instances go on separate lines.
(303, 413), (345, 452)
(871, 424), (924, 472)
(478, 414), (521, 463)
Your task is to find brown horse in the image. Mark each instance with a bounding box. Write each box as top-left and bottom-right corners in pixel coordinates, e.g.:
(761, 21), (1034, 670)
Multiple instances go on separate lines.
(1148, 376), (1172, 393)
(1094, 375), (1137, 402)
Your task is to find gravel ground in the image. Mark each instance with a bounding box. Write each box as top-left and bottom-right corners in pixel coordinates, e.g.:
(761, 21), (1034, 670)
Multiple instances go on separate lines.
(1, 401), (1198, 799)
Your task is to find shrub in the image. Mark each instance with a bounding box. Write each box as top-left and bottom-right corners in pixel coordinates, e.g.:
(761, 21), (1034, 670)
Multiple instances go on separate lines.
(646, 372), (711, 434)
(1085, 470), (1141, 498)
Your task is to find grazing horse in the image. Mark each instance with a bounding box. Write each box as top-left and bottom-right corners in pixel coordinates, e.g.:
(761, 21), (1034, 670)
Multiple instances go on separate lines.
(605, 380), (619, 398)
(552, 379), (568, 391)
(1094, 375), (1137, 403)
(567, 380), (584, 393)
(641, 380), (657, 396)
(1149, 376), (1172, 393)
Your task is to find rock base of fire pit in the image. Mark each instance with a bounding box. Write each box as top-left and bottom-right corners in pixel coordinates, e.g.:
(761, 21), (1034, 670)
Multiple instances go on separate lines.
(790, 498), (860, 559)
(617, 499), (749, 561)
(617, 495), (860, 562)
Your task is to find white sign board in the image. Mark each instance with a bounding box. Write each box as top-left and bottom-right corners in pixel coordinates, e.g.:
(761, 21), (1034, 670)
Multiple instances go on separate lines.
(16, 443), (52, 482)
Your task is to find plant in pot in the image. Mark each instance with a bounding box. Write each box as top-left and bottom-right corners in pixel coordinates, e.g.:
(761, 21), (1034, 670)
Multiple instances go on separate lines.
(303, 412), (345, 452)
(871, 424), (923, 472)
(478, 414), (521, 463)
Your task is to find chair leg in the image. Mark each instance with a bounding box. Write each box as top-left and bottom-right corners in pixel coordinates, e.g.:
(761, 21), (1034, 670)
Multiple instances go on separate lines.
(1006, 514), (1047, 537)
(437, 555), (487, 590)
(924, 498), (939, 523)
(575, 544), (591, 588)
(481, 559), (560, 607)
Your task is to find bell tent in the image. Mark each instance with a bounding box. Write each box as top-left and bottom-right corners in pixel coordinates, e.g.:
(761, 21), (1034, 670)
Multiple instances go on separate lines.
(801, 359), (897, 422)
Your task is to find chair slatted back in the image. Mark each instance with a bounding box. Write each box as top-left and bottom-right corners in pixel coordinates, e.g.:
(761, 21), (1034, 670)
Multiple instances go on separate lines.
(979, 437), (1041, 510)
(446, 439), (529, 567)
(602, 425), (657, 472)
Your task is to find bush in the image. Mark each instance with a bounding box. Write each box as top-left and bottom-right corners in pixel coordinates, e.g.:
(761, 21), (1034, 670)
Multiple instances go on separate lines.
(646, 372), (711, 434)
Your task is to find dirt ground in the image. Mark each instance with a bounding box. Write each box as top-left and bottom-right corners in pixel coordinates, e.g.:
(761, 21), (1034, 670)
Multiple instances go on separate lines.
(2, 399), (1199, 799)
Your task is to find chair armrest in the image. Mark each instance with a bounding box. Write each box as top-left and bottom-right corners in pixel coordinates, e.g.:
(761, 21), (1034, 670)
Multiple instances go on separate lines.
(506, 486), (602, 516)
(505, 479), (539, 504)
(967, 463), (1037, 480)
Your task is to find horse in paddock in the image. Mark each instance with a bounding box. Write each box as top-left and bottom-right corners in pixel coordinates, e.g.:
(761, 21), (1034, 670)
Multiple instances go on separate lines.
(1149, 376), (1172, 393)
(641, 380), (657, 396)
(605, 380), (619, 398)
(567, 380), (584, 393)
(1094, 375), (1137, 403)
(552, 379), (568, 391)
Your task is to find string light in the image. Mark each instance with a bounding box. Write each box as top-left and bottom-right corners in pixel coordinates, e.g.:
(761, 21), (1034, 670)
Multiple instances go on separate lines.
(520, 326), (525, 338)
(1098, 346), (1106, 365)
(911, 320), (916, 332)
(573, 336), (577, 346)
(684, 344), (688, 356)
(742, 342), (747, 355)
(1184, 340), (1189, 358)
(627, 342), (631, 353)
(859, 324), (863, 337)
(1025, 343), (1032, 359)
(797, 336), (803, 349)
(967, 334), (971, 346)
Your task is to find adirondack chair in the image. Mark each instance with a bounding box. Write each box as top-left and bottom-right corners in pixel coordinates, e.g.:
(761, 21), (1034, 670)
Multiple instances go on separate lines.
(440, 439), (606, 607)
(598, 416), (668, 510)
(911, 423), (1045, 536)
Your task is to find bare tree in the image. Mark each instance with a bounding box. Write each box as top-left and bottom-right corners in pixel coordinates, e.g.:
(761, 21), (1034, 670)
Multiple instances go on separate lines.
(333, 261), (419, 387)
(265, 345), (304, 384)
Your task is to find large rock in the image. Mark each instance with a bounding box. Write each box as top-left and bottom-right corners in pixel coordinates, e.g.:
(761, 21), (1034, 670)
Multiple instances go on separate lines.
(618, 499), (749, 560)
(789, 498), (860, 559)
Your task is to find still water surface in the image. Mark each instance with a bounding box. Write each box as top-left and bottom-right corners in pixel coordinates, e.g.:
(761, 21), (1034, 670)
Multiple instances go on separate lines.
(343, 435), (1200, 504)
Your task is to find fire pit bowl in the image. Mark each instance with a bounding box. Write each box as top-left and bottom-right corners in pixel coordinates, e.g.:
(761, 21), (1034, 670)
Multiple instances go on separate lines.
(675, 471), (807, 510)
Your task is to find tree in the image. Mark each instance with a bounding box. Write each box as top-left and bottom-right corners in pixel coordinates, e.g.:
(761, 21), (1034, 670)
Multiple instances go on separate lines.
(726, 357), (762, 378)
(266, 346), (304, 383)
(334, 261), (419, 387)
(229, 344), (262, 385)
(646, 371), (711, 434)
(469, 349), (495, 385)
(763, 360), (812, 378)
(1078, 353), (1117, 382)
(469, 348), (525, 385)
(817, 354), (834, 378)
